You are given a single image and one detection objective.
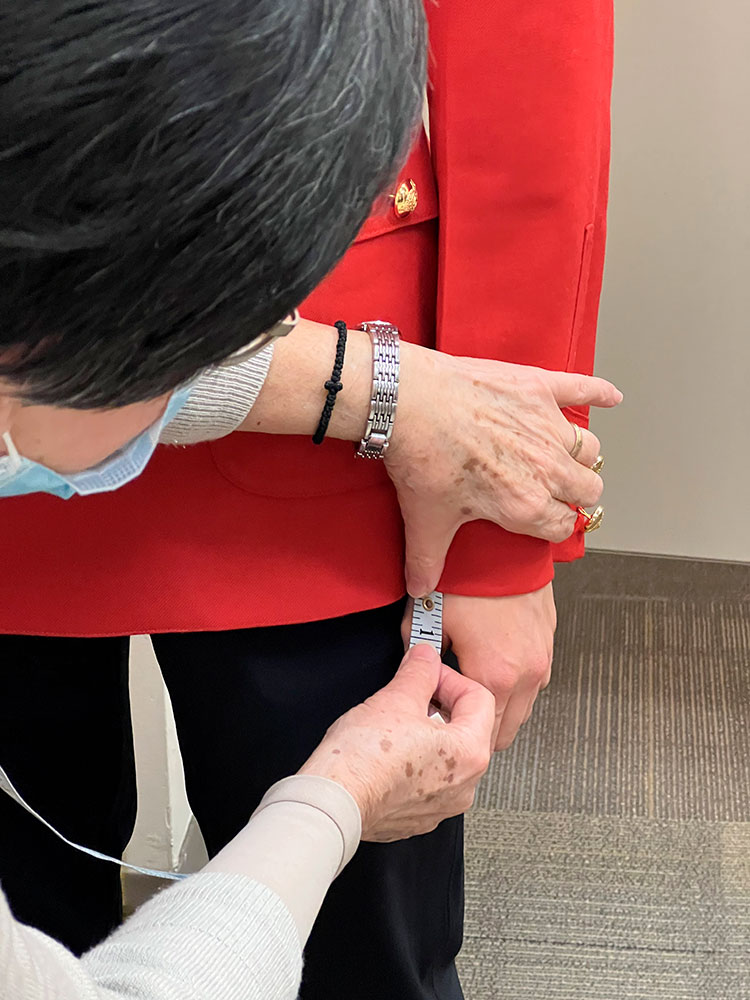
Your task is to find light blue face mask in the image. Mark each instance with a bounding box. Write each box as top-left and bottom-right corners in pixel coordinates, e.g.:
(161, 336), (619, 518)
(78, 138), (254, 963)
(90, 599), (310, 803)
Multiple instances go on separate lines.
(0, 383), (193, 500)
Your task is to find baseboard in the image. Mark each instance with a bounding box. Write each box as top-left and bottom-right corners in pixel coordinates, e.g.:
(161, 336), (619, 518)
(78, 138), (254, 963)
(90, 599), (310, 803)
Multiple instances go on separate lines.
(556, 549), (750, 601)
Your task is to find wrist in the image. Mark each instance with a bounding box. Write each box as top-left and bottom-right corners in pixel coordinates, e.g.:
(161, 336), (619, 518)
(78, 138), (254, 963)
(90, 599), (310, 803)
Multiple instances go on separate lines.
(257, 774), (362, 876)
(325, 326), (375, 443)
(243, 318), (372, 440)
(297, 755), (373, 838)
(384, 339), (437, 462)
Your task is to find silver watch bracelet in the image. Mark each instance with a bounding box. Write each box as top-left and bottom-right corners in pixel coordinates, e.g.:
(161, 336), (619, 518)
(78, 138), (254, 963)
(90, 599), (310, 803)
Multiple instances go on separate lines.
(356, 321), (400, 460)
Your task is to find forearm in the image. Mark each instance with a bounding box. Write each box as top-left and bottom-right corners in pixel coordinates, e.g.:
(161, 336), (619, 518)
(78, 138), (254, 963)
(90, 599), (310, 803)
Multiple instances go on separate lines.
(203, 775), (361, 944)
(161, 317), (383, 447)
(239, 317), (374, 441)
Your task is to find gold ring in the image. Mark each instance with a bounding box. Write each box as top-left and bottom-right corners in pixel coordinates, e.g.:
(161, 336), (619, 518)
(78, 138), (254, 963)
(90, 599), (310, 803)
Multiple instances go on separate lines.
(576, 504), (604, 533)
(591, 454), (605, 475)
(569, 423), (584, 460)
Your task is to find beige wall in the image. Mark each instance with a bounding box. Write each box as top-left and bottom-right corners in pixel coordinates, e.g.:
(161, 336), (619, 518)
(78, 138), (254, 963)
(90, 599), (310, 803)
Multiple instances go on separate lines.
(589, 0), (750, 562)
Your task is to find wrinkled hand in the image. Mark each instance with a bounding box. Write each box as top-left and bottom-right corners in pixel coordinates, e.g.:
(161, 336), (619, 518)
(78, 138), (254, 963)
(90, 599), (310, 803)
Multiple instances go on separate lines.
(387, 347), (619, 597)
(298, 644), (495, 842)
(402, 584), (556, 751)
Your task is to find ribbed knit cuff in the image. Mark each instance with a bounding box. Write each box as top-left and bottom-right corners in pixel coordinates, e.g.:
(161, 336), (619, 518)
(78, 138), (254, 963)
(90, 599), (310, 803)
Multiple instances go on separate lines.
(160, 343), (274, 445)
(252, 775), (362, 878)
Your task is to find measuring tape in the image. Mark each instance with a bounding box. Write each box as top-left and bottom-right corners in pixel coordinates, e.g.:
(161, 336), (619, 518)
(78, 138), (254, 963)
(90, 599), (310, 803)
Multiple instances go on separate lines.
(409, 591), (448, 723)
(408, 590), (444, 654)
(0, 762), (187, 882)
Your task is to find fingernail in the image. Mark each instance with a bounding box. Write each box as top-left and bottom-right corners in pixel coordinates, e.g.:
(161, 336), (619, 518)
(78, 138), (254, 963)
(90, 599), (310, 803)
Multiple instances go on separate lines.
(407, 643), (438, 662)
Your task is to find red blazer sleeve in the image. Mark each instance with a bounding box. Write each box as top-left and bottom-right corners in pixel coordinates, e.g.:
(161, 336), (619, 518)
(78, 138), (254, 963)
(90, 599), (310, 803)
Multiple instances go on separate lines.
(426, 0), (614, 596)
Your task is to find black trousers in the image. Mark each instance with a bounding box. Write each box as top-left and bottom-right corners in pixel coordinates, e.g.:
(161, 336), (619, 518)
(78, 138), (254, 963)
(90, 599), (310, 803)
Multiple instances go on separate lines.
(0, 601), (464, 999)
(0, 635), (135, 957)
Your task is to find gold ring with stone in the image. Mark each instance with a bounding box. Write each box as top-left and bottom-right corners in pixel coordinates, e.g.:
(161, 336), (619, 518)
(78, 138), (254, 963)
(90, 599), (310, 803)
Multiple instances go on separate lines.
(577, 504), (604, 533)
(591, 455), (605, 475)
(569, 423), (584, 460)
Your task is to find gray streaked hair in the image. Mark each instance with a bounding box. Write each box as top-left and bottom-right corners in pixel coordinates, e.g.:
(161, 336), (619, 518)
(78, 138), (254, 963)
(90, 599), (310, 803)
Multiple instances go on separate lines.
(0, 0), (426, 407)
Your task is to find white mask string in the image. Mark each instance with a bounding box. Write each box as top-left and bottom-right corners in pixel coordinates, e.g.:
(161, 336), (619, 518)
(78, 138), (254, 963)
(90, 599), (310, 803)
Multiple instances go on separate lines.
(1, 430), (21, 471)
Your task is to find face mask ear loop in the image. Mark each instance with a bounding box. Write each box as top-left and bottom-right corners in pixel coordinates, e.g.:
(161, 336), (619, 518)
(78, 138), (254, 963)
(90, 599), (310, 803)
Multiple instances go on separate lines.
(1, 431), (21, 472)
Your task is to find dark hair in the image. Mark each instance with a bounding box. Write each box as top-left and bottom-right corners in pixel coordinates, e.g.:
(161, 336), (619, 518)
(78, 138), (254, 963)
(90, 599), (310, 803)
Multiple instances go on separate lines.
(0, 0), (425, 408)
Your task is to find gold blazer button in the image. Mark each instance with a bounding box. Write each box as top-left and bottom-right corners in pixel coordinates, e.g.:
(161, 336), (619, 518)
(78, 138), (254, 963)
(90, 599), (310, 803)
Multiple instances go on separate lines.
(393, 179), (418, 217)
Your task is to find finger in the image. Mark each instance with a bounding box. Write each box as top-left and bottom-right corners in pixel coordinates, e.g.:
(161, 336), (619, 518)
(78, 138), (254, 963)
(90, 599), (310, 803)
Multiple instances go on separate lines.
(553, 464), (604, 509)
(527, 496), (578, 543)
(400, 598), (415, 651)
(545, 371), (623, 410)
(385, 643), (442, 706)
(402, 507), (458, 599)
(490, 699), (507, 750)
(435, 664), (496, 737)
(537, 659), (552, 694)
(495, 692), (531, 750)
(521, 689), (540, 726)
(562, 422), (601, 468)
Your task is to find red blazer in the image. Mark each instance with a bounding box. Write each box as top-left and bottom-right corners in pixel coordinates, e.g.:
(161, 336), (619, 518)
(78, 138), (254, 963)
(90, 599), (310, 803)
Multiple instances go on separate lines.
(0, 0), (613, 636)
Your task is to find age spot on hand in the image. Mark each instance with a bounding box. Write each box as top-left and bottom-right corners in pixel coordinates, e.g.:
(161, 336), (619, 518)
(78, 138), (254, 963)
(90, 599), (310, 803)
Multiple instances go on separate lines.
(445, 757), (456, 770)
(381, 739), (392, 753)
(405, 762), (414, 777)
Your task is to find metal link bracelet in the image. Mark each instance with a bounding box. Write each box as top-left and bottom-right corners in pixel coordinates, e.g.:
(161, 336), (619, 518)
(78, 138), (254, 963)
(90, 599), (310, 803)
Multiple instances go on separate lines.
(356, 321), (400, 459)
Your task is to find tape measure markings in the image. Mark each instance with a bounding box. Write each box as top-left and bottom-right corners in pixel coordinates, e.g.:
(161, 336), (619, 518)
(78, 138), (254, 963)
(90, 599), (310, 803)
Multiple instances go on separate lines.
(409, 590), (444, 655)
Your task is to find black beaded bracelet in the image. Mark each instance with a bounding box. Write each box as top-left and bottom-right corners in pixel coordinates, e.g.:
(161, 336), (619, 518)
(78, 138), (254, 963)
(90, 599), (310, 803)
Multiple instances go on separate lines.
(312, 320), (347, 445)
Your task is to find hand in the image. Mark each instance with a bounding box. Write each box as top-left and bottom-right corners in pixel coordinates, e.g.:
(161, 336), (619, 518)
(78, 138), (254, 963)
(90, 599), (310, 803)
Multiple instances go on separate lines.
(298, 644), (495, 842)
(387, 346), (620, 597)
(440, 584), (556, 750)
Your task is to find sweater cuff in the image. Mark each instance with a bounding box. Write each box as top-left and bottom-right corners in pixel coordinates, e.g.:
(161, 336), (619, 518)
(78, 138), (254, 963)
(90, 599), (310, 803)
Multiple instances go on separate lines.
(160, 343), (274, 445)
(253, 775), (362, 878)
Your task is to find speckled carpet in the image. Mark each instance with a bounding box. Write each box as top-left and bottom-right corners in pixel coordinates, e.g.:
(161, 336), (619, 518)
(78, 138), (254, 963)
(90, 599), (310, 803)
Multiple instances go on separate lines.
(458, 553), (750, 1000)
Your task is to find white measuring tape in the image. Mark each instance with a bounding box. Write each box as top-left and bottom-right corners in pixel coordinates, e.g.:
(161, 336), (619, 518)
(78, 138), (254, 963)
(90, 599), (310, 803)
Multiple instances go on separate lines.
(408, 590), (444, 655)
(0, 762), (187, 881)
(409, 590), (448, 723)
(0, 594), (447, 880)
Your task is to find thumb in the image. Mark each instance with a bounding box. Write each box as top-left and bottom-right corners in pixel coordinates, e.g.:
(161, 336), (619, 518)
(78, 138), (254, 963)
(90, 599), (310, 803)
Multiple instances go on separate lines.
(435, 664), (496, 738)
(383, 643), (442, 708)
(403, 507), (457, 599)
(545, 371), (623, 410)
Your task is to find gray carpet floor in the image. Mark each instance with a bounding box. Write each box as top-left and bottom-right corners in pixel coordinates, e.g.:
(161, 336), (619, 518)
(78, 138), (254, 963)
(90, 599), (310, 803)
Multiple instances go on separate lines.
(458, 553), (750, 1000)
